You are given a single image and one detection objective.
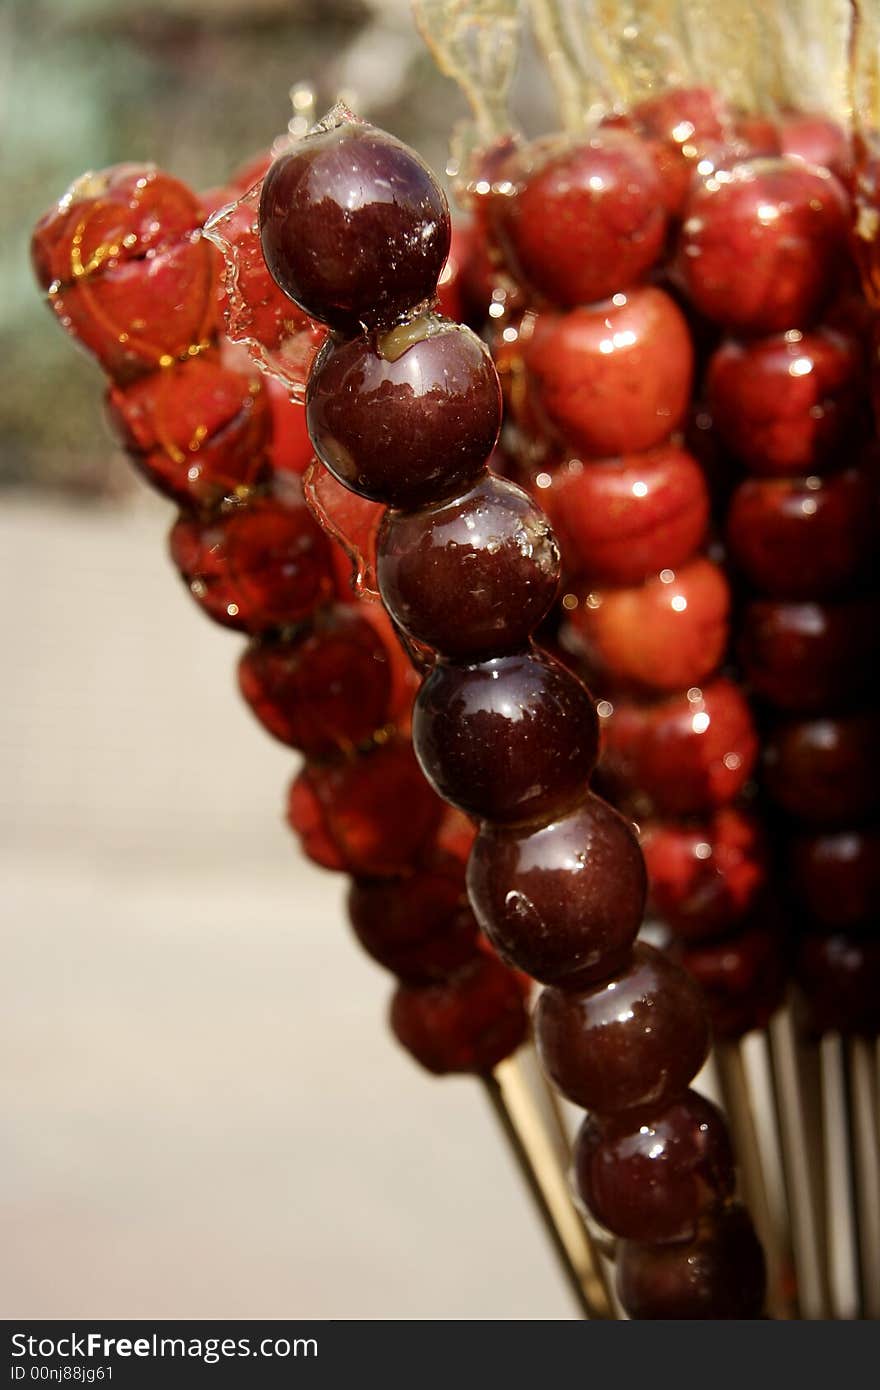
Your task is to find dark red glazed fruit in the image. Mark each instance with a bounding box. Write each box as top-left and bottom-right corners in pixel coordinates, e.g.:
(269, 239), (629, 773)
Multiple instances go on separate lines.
(466, 794), (645, 986)
(306, 316), (500, 508)
(567, 557), (730, 693)
(789, 827), (880, 930)
(107, 352), (271, 508)
(377, 474), (560, 660)
(739, 596), (880, 712)
(348, 856), (479, 981)
(725, 469), (877, 599)
(797, 932), (880, 1035)
(763, 713), (880, 825)
(678, 158), (848, 333)
(390, 954), (529, 1075)
(634, 86), (729, 155)
(537, 447), (709, 587)
(494, 130), (666, 307)
(260, 120), (450, 331)
(238, 605), (394, 757)
(523, 288), (694, 457)
(641, 809), (768, 942)
(600, 680), (758, 818)
(677, 923), (786, 1038)
(287, 736), (443, 877)
(169, 485), (334, 632)
(707, 328), (863, 474)
(779, 112), (852, 183)
(616, 1203), (766, 1319)
(574, 1090), (735, 1244)
(535, 943), (710, 1113)
(412, 648), (599, 824)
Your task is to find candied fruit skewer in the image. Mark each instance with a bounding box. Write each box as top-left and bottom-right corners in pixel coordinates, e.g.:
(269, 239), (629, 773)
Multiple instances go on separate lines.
(676, 149), (880, 1039)
(259, 111), (766, 1318)
(478, 122), (781, 1043)
(29, 160), (531, 1114)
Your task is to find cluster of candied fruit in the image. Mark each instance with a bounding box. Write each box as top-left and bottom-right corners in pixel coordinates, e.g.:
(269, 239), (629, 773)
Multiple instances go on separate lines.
(257, 113), (765, 1318)
(466, 88), (879, 1042)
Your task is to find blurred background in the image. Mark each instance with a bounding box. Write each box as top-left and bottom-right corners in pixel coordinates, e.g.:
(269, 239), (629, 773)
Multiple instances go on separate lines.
(2, 0), (574, 1318)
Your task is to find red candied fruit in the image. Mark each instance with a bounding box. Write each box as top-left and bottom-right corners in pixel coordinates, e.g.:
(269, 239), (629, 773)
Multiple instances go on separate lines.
(287, 736), (444, 877)
(260, 121), (450, 332)
(107, 351), (271, 508)
(348, 855), (479, 982)
(725, 468), (877, 599)
(306, 315), (500, 509)
(169, 481), (334, 632)
(390, 954), (529, 1075)
(537, 446), (709, 587)
(413, 649), (599, 825)
(616, 1203), (766, 1319)
(677, 157), (849, 333)
(535, 943), (710, 1114)
(763, 713), (880, 826)
(600, 679), (758, 818)
(574, 1090), (735, 1244)
(779, 112), (853, 183)
(264, 376), (315, 476)
(676, 922), (787, 1038)
(566, 557), (730, 694)
(707, 327), (863, 474)
(739, 596), (880, 712)
(238, 605), (395, 758)
(640, 808), (768, 942)
(797, 933), (880, 1035)
(493, 129), (666, 307)
(523, 288), (694, 457)
(467, 793), (646, 988)
(789, 827), (880, 931)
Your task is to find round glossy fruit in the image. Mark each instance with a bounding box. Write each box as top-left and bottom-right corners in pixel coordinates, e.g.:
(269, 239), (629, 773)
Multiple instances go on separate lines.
(641, 809), (768, 941)
(535, 943), (710, 1114)
(616, 1203), (766, 1319)
(523, 288), (694, 457)
(260, 120), (450, 331)
(390, 954), (529, 1075)
(467, 794), (645, 986)
(413, 649), (599, 824)
(306, 316), (500, 508)
(377, 473), (560, 660)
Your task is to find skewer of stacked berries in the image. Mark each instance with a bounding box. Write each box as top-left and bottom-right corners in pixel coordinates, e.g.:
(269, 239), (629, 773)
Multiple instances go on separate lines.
(473, 87), (879, 1041)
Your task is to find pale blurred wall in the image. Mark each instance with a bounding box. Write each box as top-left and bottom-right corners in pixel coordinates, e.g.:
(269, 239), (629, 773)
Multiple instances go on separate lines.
(2, 0), (575, 1319)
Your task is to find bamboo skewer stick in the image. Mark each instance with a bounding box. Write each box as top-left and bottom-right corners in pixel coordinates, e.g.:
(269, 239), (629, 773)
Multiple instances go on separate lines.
(484, 1052), (615, 1319)
(846, 1038), (880, 1318)
(820, 1034), (860, 1319)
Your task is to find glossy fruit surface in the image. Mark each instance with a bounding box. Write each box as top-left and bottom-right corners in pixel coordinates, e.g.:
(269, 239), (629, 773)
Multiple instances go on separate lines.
(641, 809), (768, 941)
(287, 736), (443, 877)
(348, 856), (479, 981)
(779, 112), (852, 182)
(677, 923), (786, 1038)
(678, 158), (848, 332)
(726, 469), (876, 599)
(600, 680), (758, 817)
(739, 597), (880, 712)
(789, 827), (880, 930)
(260, 121), (450, 331)
(413, 649), (598, 824)
(390, 954), (529, 1075)
(169, 485), (334, 632)
(574, 1090), (735, 1243)
(377, 474), (560, 660)
(494, 130), (666, 306)
(535, 943), (710, 1113)
(523, 289), (694, 457)
(616, 1203), (766, 1319)
(763, 713), (880, 825)
(797, 932), (880, 1035)
(707, 328), (862, 474)
(568, 557), (730, 693)
(306, 316), (500, 508)
(467, 794), (645, 986)
(108, 352), (270, 508)
(538, 447), (709, 587)
(238, 605), (394, 757)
